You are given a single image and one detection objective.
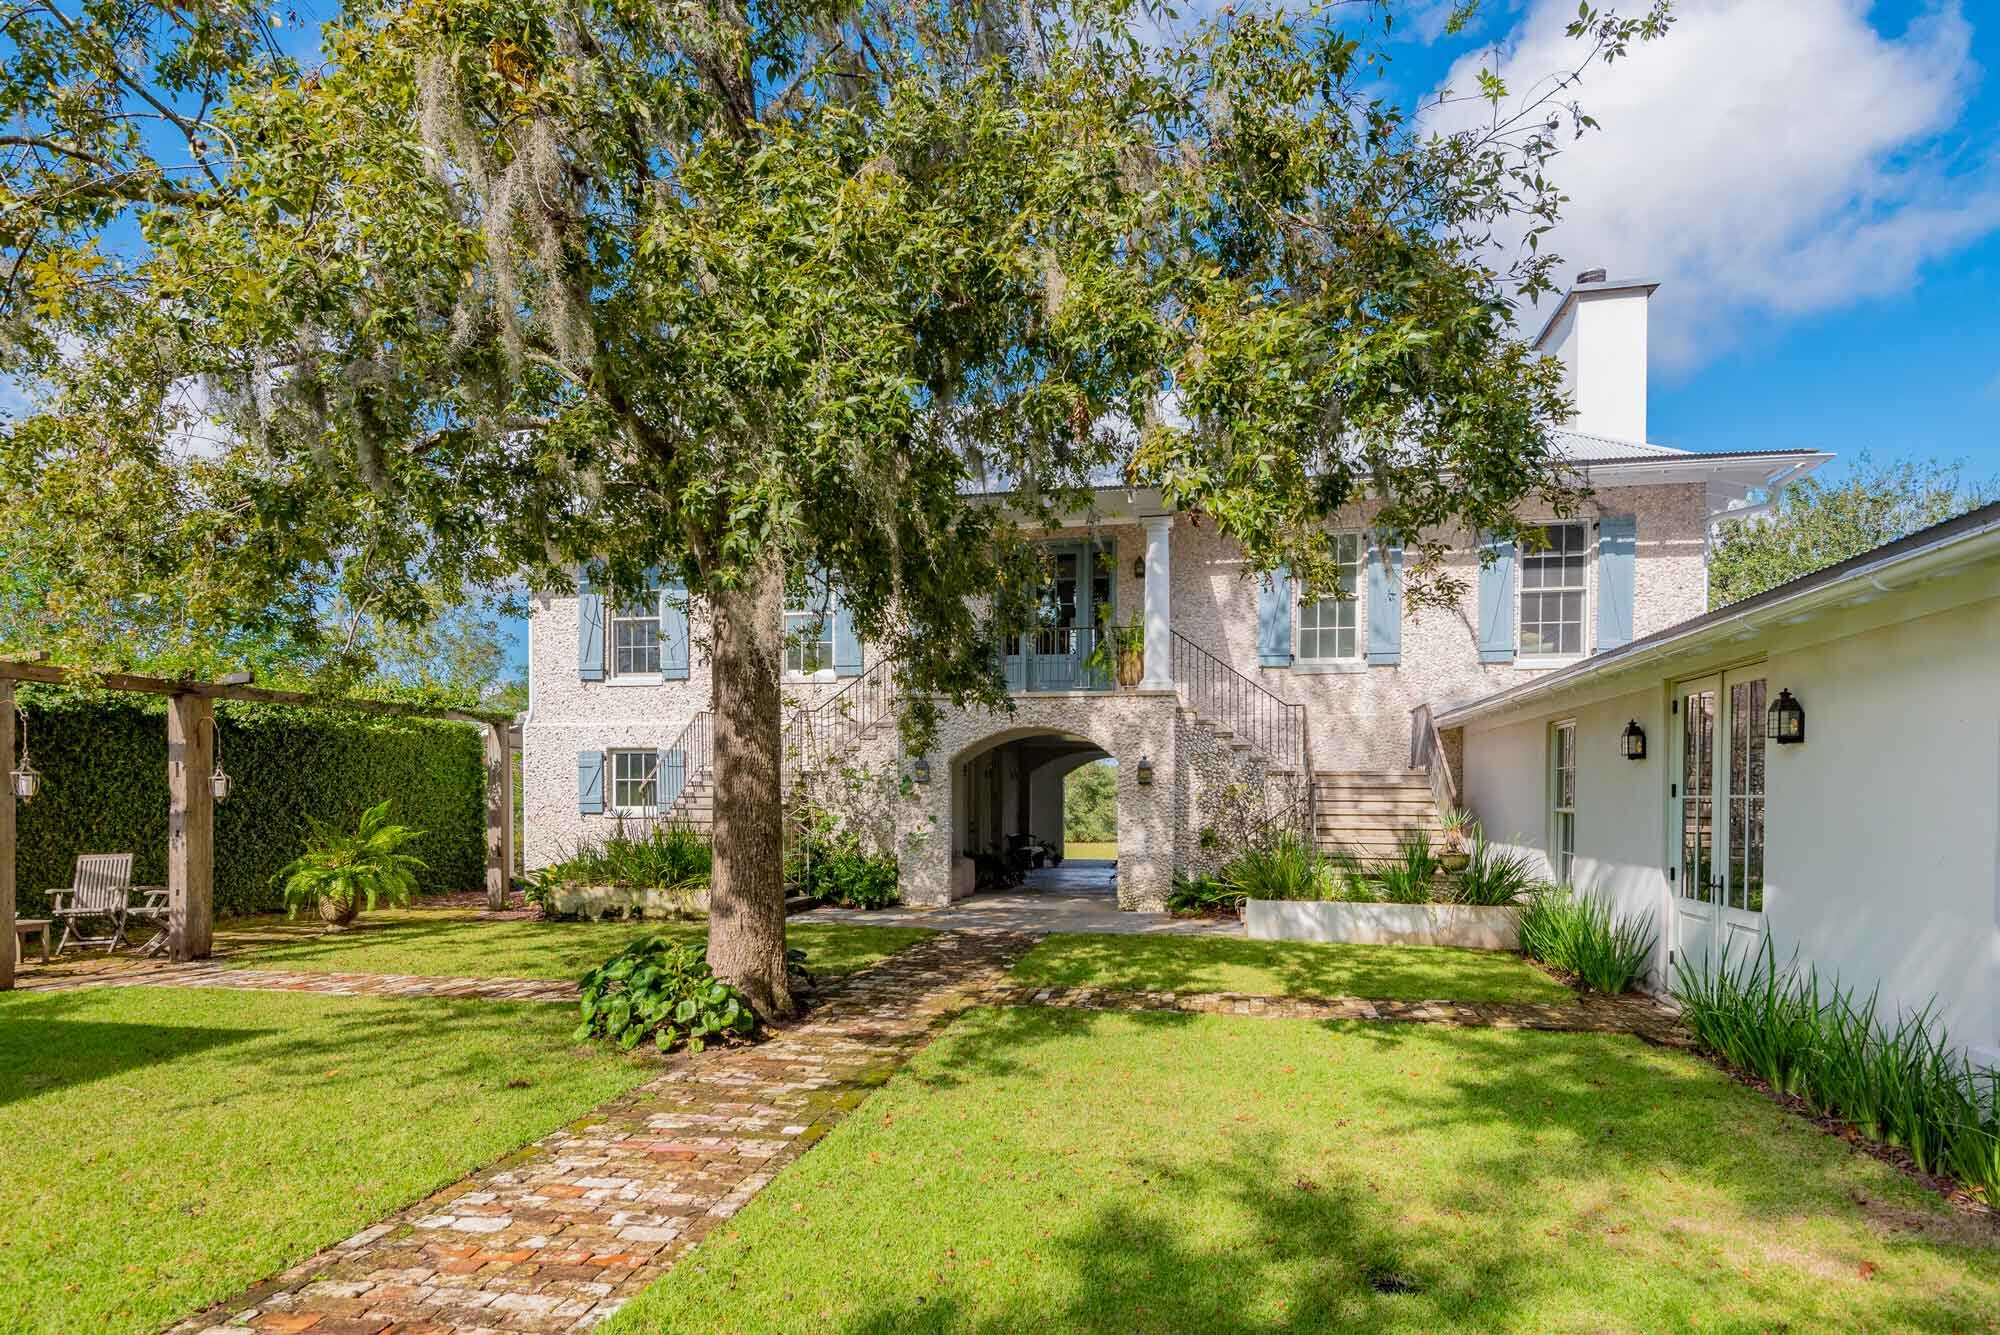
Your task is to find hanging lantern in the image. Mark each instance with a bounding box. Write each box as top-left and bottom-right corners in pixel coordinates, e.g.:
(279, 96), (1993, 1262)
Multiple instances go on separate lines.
(1135, 755), (1154, 786)
(209, 716), (234, 802)
(1620, 719), (1647, 760)
(911, 756), (932, 785)
(10, 707), (40, 802)
(1767, 689), (1805, 745)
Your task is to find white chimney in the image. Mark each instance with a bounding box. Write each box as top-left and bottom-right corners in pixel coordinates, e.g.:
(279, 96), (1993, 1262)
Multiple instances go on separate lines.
(1533, 271), (1659, 443)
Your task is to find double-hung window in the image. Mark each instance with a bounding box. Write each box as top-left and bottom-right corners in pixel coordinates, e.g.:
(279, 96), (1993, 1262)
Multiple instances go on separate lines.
(784, 606), (834, 677)
(1520, 522), (1588, 658)
(1550, 720), (1577, 882)
(610, 749), (657, 814)
(610, 595), (662, 679)
(1296, 534), (1363, 662)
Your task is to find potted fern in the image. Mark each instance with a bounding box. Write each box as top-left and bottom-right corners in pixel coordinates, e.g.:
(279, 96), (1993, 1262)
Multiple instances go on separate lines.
(1082, 604), (1146, 689)
(277, 799), (427, 930)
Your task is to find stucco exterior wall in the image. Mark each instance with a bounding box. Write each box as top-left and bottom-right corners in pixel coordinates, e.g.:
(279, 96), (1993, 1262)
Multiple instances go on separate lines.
(1455, 579), (2000, 1067)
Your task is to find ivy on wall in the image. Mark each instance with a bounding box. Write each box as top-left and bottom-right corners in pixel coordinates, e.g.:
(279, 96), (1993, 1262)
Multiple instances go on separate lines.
(12, 690), (485, 918)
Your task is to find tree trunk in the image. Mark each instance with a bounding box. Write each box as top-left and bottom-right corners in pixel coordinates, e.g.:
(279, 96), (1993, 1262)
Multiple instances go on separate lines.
(706, 553), (796, 1019)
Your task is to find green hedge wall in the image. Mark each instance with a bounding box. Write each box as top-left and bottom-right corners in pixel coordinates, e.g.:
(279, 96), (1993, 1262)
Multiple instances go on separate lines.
(13, 690), (486, 918)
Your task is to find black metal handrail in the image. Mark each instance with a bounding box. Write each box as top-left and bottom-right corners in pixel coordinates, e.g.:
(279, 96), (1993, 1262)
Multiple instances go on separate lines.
(798, 656), (899, 769)
(1168, 630), (1307, 776)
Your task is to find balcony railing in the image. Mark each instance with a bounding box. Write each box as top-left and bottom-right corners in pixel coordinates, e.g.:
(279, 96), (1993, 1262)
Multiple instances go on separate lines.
(1001, 626), (1114, 694)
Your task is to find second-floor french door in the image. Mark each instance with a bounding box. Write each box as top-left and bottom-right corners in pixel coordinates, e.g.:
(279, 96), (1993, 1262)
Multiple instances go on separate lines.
(1004, 541), (1114, 692)
(1670, 669), (1768, 976)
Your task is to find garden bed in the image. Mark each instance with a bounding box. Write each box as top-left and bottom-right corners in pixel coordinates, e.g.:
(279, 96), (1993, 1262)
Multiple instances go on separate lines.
(543, 881), (709, 920)
(1246, 898), (1522, 949)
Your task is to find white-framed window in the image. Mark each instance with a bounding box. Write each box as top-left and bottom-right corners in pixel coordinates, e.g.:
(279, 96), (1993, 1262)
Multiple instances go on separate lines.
(784, 608), (834, 677)
(610, 595), (662, 679)
(610, 749), (657, 813)
(1520, 522), (1588, 658)
(1550, 720), (1577, 882)
(1297, 533), (1364, 662)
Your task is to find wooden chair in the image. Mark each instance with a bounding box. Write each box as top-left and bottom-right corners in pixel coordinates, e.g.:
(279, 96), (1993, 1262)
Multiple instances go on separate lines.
(49, 853), (138, 954)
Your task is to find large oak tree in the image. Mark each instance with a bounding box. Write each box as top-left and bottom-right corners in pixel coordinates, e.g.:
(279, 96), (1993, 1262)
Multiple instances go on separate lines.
(0, 0), (1667, 1014)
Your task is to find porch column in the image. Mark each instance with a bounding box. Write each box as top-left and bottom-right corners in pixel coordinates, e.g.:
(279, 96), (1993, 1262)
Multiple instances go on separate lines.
(1, 680), (15, 991)
(1140, 514), (1173, 690)
(166, 692), (215, 961)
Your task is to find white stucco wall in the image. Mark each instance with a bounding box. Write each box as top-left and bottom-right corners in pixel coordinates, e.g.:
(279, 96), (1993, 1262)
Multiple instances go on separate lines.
(1456, 578), (2000, 1067)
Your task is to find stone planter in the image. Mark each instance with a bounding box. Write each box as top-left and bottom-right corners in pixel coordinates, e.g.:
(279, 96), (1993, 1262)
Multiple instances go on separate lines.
(547, 882), (711, 921)
(1245, 899), (1522, 950)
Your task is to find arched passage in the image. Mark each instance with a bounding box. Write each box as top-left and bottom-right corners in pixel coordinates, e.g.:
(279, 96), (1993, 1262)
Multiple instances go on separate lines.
(951, 727), (1109, 890)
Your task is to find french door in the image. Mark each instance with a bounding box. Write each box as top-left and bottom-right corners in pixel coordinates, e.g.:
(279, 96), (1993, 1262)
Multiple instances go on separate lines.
(1670, 670), (1768, 975)
(1005, 541), (1114, 692)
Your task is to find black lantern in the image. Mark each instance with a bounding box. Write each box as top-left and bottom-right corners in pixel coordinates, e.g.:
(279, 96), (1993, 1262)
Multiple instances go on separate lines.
(209, 717), (234, 803)
(1621, 719), (1647, 760)
(911, 756), (931, 785)
(1135, 755), (1154, 786)
(10, 706), (40, 802)
(1767, 689), (1805, 745)
(1131, 556), (1145, 580)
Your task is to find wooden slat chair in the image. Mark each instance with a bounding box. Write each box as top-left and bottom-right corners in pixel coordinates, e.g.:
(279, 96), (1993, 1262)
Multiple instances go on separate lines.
(50, 853), (139, 954)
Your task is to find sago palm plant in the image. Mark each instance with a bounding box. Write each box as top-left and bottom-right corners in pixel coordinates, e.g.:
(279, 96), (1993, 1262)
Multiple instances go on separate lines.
(276, 799), (427, 929)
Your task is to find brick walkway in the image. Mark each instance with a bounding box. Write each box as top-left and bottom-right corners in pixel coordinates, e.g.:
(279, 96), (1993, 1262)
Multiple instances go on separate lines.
(166, 929), (1036, 1335)
(16, 958), (577, 1003)
(974, 983), (1690, 1046)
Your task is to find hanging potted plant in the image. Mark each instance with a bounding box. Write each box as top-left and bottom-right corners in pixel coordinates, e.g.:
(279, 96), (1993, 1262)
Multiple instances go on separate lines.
(277, 799), (427, 930)
(1083, 604), (1146, 689)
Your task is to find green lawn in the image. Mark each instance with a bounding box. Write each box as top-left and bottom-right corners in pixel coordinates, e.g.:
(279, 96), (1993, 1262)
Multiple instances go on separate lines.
(604, 1006), (2000, 1334)
(0, 985), (653, 1335)
(1062, 841), (1117, 861)
(225, 910), (933, 981)
(1012, 932), (1571, 1004)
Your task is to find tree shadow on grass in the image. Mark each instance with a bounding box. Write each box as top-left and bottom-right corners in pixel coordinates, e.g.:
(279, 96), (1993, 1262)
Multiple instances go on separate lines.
(0, 1008), (269, 1107)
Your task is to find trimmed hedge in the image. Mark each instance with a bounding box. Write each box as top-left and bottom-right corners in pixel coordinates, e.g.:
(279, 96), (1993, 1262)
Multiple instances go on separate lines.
(13, 690), (485, 918)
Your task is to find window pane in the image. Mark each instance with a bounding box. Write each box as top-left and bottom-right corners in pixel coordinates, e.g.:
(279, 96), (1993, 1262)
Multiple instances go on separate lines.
(1520, 524), (1586, 657)
(612, 751), (656, 811)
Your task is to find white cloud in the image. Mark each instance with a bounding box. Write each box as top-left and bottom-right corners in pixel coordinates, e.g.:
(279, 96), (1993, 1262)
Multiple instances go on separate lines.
(1433, 0), (2000, 370)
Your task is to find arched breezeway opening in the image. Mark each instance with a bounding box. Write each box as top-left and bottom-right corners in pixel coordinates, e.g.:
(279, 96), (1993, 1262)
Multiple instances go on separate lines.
(950, 726), (1115, 899)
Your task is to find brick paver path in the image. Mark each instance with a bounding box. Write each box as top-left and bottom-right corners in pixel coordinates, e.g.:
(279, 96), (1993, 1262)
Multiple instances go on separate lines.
(16, 957), (577, 1003)
(974, 982), (1689, 1046)
(165, 929), (1036, 1335)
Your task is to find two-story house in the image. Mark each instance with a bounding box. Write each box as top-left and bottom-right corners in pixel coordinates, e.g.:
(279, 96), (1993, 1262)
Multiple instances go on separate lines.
(520, 274), (1829, 911)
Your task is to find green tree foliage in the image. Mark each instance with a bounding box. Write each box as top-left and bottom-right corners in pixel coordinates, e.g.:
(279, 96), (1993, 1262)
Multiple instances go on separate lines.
(12, 691), (484, 917)
(1064, 761), (1116, 843)
(1710, 456), (1997, 607)
(0, 0), (1668, 1012)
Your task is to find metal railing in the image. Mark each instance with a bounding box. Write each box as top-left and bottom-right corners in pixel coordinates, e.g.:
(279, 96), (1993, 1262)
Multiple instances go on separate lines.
(1408, 702), (1459, 812)
(1001, 626), (1115, 694)
(1168, 630), (1308, 776)
(660, 709), (714, 815)
(797, 656), (899, 769)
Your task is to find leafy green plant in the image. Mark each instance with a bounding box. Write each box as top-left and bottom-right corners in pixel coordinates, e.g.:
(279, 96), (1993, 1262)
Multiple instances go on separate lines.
(1167, 874), (1243, 918)
(1218, 835), (1328, 901)
(1438, 807), (1477, 851)
(275, 800), (427, 924)
(575, 935), (760, 1054)
(1372, 830), (1442, 903)
(549, 822), (712, 890)
(1674, 941), (2000, 1202)
(788, 834), (900, 909)
(1452, 832), (1543, 906)
(1517, 886), (1655, 994)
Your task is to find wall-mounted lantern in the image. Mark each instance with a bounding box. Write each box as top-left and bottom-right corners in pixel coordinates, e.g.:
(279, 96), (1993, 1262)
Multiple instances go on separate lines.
(1135, 755), (1154, 786)
(1131, 556), (1145, 580)
(911, 756), (931, 785)
(209, 716), (234, 803)
(10, 706), (40, 802)
(1620, 719), (1647, 760)
(1767, 689), (1805, 745)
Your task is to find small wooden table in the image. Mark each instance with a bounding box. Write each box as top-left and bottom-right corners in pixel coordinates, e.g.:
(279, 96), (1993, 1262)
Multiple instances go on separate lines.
(12, 917), (52, 966)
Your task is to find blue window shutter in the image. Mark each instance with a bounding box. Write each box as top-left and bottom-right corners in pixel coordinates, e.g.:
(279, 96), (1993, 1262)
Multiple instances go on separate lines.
(657, 747), (686, 815)
(660, 576), (691, 681)
(1477, 535), (1517, 663)
(1596, 514), (1637, 651)
(577, 750), (604, 815)
(1366, 536), (1403, 666)
(1257, 565), (1294, 667)
(832, 588), (863, 678)
(577, 563), (606, 682)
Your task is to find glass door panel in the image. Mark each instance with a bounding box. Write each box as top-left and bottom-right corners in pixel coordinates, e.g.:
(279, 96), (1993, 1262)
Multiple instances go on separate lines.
(1672, 677), (1721, 974)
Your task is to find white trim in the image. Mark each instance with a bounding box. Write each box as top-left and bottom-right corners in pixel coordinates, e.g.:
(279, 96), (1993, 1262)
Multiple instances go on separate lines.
(1294, 531), (1364, 665)
(608, 747), (659, 815)
(1517, 519), (1591, 661)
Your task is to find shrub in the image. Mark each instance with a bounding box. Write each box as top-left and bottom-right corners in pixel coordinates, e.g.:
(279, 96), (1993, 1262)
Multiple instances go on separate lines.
(548, 822), (712, 890)
(1452, 832), (1542, 907)
(1674, 942), (2000, 1202)
(1218, 835), (1328, 900)
(275, 800), (426, 922)
(575, 935), (760, 1054)
(788, 835), (900, 909)
(1372, 830), (1442, 904)
(1167, 874), (1243, 917)
(1517, 886), (1655, 994)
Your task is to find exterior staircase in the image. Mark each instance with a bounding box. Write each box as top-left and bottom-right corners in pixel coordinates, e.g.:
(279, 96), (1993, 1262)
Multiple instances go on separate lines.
(1311, 770), (1446, 862)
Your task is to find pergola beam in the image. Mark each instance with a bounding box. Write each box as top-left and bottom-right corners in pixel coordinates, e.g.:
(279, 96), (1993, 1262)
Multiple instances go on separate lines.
(166, 692), (215, 960)
(0, 661), (513, 726)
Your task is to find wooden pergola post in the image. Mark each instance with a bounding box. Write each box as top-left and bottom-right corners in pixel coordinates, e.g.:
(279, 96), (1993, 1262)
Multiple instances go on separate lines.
(166, 692), (215, 961)
(484, 721), (512, 911)
(1, 679), (16, 991)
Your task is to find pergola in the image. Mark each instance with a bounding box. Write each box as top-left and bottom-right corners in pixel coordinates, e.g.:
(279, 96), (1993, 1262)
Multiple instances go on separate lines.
(0, 656), (518, 990)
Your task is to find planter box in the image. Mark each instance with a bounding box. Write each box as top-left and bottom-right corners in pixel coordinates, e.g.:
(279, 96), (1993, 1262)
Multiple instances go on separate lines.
(1245, 899), (1522, 950)
(547, 883), (709, 921)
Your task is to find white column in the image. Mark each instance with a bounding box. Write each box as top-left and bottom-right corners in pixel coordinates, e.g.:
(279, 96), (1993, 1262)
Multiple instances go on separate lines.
(1140, 515), (1173, 690)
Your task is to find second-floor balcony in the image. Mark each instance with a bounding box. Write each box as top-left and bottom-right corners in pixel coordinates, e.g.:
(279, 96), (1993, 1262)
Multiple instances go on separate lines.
(1001, 626), (1116, 693)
